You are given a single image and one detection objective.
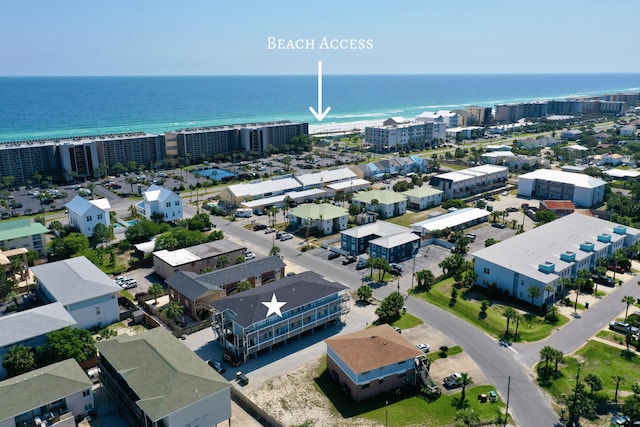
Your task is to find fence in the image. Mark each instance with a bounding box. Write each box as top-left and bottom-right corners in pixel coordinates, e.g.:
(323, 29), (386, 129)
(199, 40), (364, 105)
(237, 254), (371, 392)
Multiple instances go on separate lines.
(230, 386), (283, 427)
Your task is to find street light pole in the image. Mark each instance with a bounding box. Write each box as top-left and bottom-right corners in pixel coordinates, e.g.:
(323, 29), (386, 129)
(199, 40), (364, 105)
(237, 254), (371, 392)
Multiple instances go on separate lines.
(411, 254), (417, 291)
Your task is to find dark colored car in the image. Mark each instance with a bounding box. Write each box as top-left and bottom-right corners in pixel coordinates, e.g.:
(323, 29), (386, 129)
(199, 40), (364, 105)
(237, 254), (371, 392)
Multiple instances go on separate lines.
(223, 352), (242, 367)
(253, 223), (267, 231)
(491, 222), (506, 229)
(328, 251), (340, 260)
(342, 255), (357, 265)
(208, 360), (226, 373)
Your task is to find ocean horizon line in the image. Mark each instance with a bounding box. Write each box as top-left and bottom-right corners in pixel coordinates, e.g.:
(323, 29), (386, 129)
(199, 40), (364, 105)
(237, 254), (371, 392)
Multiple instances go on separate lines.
(2, 72), (640, 79)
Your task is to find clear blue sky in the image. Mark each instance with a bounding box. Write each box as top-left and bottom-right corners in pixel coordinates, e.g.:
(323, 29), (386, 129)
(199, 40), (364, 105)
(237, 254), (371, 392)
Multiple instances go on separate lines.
(2, 0), (638, 76)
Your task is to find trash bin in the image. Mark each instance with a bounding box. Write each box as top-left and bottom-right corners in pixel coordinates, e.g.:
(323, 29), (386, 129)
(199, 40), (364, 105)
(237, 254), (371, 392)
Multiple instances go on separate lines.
(585, 302), (589, 309)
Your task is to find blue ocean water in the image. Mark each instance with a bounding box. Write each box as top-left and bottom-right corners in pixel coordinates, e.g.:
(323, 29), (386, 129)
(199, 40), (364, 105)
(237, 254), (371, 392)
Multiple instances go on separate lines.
(0, 74), (639, 142)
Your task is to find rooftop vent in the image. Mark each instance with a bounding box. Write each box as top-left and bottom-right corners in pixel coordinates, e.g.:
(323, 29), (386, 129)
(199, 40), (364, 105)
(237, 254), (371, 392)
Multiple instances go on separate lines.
(539, 261), (555, 274)
(614, 226), (627, 235)
(579, 242), (594, 252)
(597, 233), (611, 243)
(560, 251), (576, 263)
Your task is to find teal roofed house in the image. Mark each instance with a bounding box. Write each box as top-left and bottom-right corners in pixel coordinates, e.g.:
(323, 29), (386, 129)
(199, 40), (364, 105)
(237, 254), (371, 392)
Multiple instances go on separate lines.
(288, 203), (349, 235)
(0, 218), (48, 253)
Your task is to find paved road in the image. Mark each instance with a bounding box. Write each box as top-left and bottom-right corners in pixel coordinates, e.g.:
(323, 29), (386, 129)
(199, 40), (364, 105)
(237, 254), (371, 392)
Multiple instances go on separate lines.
(188, 202), (638, 427)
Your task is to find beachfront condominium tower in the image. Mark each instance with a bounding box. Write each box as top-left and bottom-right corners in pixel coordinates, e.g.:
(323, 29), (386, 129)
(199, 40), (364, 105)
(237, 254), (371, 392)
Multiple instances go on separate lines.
(365, 118), (445, 152)
(166, 120), (308, 163)
(466, 106), (493, 125)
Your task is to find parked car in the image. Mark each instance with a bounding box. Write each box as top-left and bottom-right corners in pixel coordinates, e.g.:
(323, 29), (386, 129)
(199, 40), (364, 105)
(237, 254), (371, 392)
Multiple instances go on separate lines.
(392, 326), (401, 334)
(244, 252), (256, 260)
(416, 343), (431, 353)
(208, 360), (226, 373)
(607, 265), (626, 274)
(342, 255), (357, 265)
(223, 352), (242, 367)
(502, 191), (508, 196)
(464, 233), (476, 242)
(390, 262), (404, 274)
(279, 233), (293, 241)
(253, 223), (267, 231)
(253, 209), (265, 216)
(443, 372), (462, 388)
(328, 251), (340, 260)
(592, 274), (615, 287)
(264, 227), (276, 234)
(491, 222), (506, 229)
(609, 321), (639, 336)
(506, 207), (519, 213)
(120, 280), (138, 290)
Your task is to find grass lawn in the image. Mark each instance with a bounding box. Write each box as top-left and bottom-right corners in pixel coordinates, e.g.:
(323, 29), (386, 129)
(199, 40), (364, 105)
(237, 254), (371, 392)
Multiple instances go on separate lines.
(413, 278), (569, 342)
(391, 313), (423, 329)
(314, 362), (506, 427)
(541, 341), (640, 404)
(427, 345), (464, 362)
(386, 210), (429, 228)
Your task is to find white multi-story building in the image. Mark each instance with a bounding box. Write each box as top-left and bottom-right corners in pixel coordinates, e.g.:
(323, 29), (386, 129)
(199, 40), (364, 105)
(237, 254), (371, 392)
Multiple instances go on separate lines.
(365, 118), (445, 151)
(137, 184), (183, 222)
(429, 165), (508, 199)
(32, 256), (121, 329)
(416, 110), (460, 127)
(517, 169), (606, 208)
(474, 214), (640, 307)
(66, 196), (110, 237)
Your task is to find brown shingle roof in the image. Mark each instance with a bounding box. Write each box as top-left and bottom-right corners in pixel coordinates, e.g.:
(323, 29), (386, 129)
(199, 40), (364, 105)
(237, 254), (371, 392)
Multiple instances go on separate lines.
(541, 200), (575, 210)
(325, 324), (422, 373)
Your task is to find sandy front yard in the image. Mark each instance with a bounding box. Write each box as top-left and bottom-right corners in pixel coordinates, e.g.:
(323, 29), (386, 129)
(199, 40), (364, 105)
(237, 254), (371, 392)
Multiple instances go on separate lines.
(244, 321), (489, 426)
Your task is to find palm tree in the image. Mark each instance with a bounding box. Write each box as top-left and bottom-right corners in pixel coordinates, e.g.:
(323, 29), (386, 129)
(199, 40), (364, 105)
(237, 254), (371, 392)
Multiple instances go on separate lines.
(613, 375), (625, 404)
(527, 285), (541, 306)
(513, 312), (523, 340)
(574, 269), (590, 315)
(455, 408), (480, 427)
(612, 248), (627, 282)
(552, 348), (564, 373)
(622, 295), (636, 321)
(148, 283), (164, 304)
(584, 373), (603, 398)
(539, 346), (556, 380)
(503, 307), (517, 337)
(457, 372), (473, 402)
(126, 176), (136, 194)
(164, 301), (184, 322)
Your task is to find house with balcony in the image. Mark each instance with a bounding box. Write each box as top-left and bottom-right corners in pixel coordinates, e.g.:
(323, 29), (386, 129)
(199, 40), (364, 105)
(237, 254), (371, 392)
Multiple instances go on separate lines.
(288, 203), (349, 235)
(31, 256), (121, 329)
(473, 213), (640, 307)
(0, 219), (48, 253)
(341, 221), (411, 256)
(165, 255), (286, 320)
(517, 169), (606, 208)
(66, 195), (111, 237)
(325, 324), (423, 402)
(429, 165), (508, 199)
(401, 186), (443, 211)
(96, 328), (231, 427)
(352, 190), (408, 219)
(136, 184), (183, 222)
(152, 240), (247, 280)
(0, 302), (77, 379)
(369, 232), (421, 263)
(211, 271), (350, 363)
(0, 359), (94, 427)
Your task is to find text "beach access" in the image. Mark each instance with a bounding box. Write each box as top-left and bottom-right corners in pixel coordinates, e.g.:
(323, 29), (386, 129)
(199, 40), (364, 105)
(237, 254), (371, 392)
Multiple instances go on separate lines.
(266, 37), (373, 50)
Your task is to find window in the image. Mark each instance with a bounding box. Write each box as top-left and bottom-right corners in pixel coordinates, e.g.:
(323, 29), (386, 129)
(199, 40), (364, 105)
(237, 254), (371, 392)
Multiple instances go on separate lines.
(483, 267), (490, 274)
(84, 404), (93, 411)
(83, 390), (91, 397)
(175, 200), (180, 206)
(97, 214), (103, 220)
(86, 216), (93, 221)
(166, 202), (171, 207)
(96, 307), (101, 315)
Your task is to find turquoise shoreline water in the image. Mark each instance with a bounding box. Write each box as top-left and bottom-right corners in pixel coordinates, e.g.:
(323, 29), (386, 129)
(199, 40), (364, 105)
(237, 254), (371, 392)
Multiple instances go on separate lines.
(0, 74), (638, 142)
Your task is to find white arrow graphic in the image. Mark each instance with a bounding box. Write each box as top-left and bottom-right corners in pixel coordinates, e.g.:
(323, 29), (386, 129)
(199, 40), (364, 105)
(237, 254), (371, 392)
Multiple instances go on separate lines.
(309, 61), (331, 121)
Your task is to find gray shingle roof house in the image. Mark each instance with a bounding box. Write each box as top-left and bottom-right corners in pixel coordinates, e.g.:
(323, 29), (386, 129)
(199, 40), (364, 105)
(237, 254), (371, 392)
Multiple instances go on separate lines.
(96, 328), (231, 427)
(211, 271), (350, 362)
(0, 302), (77, 379)
(32, 256), (121, 329)
(0, 358), (94, 425)
(166, 255), (286, 320)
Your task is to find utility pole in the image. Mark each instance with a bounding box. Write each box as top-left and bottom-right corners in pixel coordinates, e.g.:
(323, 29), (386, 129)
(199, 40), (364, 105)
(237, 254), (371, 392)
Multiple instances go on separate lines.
(503, 376), (510, 427)
(411, 253), (417, 291)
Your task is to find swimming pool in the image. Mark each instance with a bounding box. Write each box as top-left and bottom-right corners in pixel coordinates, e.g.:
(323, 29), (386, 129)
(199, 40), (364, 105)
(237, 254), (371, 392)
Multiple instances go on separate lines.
(195, 168), (236, 180)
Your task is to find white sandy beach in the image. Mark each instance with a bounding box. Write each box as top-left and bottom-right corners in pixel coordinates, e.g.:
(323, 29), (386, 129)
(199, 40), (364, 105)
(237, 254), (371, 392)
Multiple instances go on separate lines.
(309, 119), (383, 135)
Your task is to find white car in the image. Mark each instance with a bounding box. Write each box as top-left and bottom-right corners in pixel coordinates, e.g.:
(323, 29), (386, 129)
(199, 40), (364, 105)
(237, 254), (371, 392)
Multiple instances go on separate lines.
(416, 343), (430, 353)
(280, 233), (293, 241)
(244, 252), (256, 260)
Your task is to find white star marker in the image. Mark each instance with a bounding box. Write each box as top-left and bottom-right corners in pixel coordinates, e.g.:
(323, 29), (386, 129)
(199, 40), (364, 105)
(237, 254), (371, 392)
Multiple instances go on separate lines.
(262, 293), (287, 318)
